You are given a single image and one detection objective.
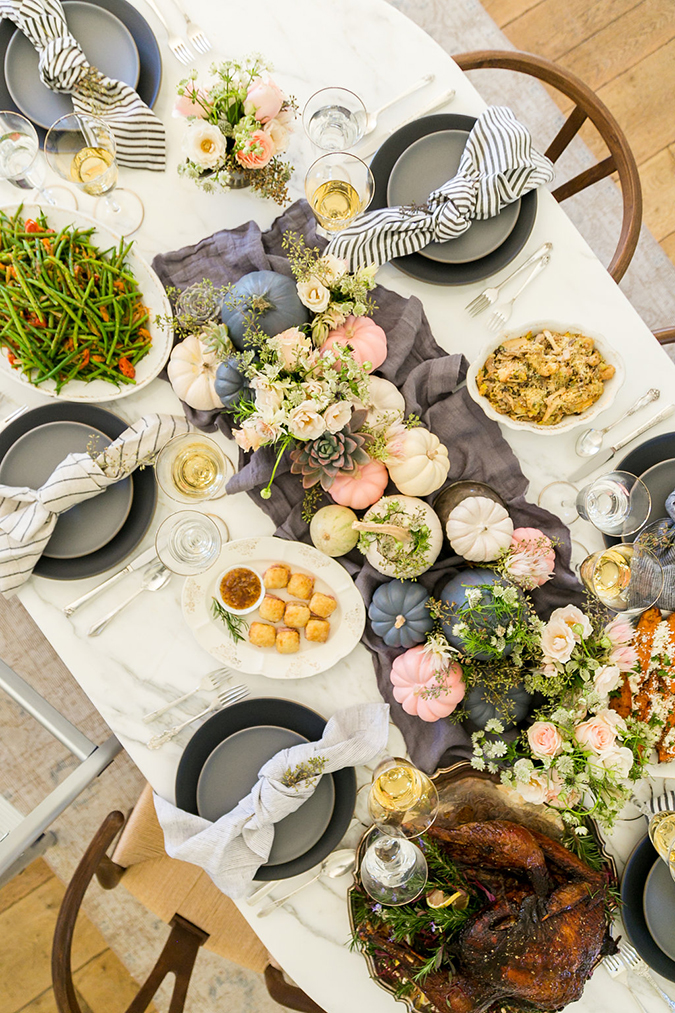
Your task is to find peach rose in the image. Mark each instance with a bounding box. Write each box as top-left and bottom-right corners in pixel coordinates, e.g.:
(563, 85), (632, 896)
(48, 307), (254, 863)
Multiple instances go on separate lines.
(264, 117), (291, 155)
(541, 617), (577, 664)
(593, 664), (622, 696)
(527, 721), (563, 758)
(233, 417), (278, 452)
(235, 129), (275, 169)
(516, 771), (550, 805)
(549, 605), (592, 640)
(272, 327), (312, 371)
(545, 769), (582, 809)
(244, 77), (284, 123)
(574, 714), (617, 754)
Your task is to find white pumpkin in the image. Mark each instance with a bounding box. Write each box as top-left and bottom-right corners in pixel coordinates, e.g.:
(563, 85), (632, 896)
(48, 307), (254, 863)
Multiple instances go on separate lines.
(386, 427), (450, 497)
(365, 376), (406, 431)
(167, 334), (222, 410)
(445, 496), (514, 562)
(354, 495), (443, 578)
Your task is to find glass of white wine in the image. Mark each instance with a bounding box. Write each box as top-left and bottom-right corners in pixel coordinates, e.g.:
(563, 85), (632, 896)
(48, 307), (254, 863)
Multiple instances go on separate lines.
(579, 542), (664, 614)
(154, 433), (234, 504)
(305, 152), (374, 235)
(0, 110), (77, 209)
(360, 758), (438, 906)
(44, 114), (144, 235)
(302, 88), (367, 151)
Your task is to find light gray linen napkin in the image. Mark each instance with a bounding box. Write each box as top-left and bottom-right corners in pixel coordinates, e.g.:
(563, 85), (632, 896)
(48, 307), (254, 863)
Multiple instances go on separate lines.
(154, 702), (389, 899)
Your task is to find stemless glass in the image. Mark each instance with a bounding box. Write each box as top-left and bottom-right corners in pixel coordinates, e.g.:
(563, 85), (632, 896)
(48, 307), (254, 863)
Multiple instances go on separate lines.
(302, 88), (367, 150)
(0, 111), (77, 208)
(305, 152), (374, 234)
(44, 114), (144, 234)
(155, 510), (225, 576)
(579, 542), (664, 614)
(155, 434), (234, 504)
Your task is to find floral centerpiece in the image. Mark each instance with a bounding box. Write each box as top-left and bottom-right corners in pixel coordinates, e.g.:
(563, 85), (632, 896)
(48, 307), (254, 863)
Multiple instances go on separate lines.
(175, 54), (297, 204)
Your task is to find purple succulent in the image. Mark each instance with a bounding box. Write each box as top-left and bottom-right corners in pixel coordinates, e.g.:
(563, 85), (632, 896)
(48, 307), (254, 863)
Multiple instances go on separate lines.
(290, 410), (370, 490)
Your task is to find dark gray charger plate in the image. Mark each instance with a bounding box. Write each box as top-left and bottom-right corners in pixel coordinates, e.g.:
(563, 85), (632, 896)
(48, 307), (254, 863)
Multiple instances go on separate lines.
(0, 0), (161, 145)
(0, 402), (157, 579)
(621, 833), (675, 981)
(176, 698), (357, 882)
(369, 113), (538, 285)
(603, 430), (675, 547)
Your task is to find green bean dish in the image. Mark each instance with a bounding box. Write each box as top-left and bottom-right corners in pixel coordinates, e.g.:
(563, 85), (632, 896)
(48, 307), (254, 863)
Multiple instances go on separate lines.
(0, 208), (152, 393)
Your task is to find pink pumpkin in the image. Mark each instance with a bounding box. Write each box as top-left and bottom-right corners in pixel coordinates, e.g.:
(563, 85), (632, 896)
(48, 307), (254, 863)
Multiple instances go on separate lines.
(390, 646), (465, 722)
(320, 316), (387, 372)
(330, 459), (389, 510)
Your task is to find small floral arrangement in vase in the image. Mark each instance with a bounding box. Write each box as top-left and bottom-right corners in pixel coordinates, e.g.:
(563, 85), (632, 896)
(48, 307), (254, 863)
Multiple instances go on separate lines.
(175, 54), (297, 204)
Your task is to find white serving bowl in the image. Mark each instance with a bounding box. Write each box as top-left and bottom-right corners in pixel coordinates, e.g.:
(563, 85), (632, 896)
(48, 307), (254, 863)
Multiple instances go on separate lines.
(466, 321), (625, 434)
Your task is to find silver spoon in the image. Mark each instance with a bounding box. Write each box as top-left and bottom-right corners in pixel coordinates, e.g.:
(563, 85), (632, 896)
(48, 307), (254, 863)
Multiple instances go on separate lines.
(257, 848), (356, 917)
(363, 74), (434, 136)
(87, 565), (171, 636)
(575, 388), (660, 458)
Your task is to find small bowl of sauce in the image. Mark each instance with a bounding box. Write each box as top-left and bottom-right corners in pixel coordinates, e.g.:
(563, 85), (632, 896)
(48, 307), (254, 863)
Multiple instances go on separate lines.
(216, 565), (265, 615)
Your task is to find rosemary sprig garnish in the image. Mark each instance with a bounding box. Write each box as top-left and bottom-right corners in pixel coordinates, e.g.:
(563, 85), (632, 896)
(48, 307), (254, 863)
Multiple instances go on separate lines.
(210, 597), (248, 643)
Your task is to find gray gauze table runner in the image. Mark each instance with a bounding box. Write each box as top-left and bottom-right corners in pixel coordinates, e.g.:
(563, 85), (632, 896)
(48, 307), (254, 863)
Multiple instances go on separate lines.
(153, 199), (585, 773)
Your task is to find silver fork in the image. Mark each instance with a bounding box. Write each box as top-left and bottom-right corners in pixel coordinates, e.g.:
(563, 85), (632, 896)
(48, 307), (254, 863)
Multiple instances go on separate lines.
(465, 242), (552, 317)
(141, 0), (193, 64)
(170, 0), (211, 53)
(141, 667), (232, 723)
(603, 951), (650, 1012)
(147, 684), (249, 749)
(487, 254), (551, 333)
(620, 941), (675, 1011)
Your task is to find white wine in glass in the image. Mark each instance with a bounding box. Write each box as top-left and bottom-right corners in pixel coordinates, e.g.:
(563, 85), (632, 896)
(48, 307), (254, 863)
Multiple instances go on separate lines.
(311, 179), (362, 230)
(368, 758), (439, 839)
(70, 146), (117, 196)
(649, 811), (675, 862)
(155, 433), (234, 504)
(579, 542), (663, 615)
(305, 152), (374, 235)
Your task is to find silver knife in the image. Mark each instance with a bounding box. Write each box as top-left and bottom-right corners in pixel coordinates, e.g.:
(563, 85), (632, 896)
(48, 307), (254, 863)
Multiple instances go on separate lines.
(569, 403), (675, 483)
(356, 87), (457, 160)
(63, 545), (159, 616)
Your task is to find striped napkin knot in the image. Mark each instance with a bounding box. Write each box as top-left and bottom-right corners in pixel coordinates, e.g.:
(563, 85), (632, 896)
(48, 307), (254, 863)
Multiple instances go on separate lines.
(325, 106), (555, 271)
(0, 413), (189, 597)
(38, 34), (88, 91)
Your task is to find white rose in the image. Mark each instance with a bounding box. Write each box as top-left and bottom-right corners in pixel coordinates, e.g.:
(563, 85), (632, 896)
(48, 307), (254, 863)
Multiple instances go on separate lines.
(588, 746), (634, 780)
(251, 376), (283, 411)
(264, 117), (291, 154)
(516, 771), (549, 805)
(297, 278), (331, 312)
(288, 400), (326, 440)
(549, 605), (593, 640)
(596, 707), (627, 734)
(323, 401), (352, 434)
(540, 618), (577, 664)
(320, 253), (348, 285)
(272, 327), (312, 371)
(182, 122), (227, 169)
(593, 664), (622, 697)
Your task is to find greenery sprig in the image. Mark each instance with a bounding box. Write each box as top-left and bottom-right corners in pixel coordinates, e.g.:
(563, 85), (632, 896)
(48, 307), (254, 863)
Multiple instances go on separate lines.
(210, 597), (248, 643)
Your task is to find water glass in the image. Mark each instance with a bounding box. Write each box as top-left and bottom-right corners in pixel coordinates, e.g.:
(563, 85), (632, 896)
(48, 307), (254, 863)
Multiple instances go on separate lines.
(155, 434), (234, 504)
(576, 470), (651, 536)
(305, 152), (374, 234)
(155, 510), (224, 576)
(360, 829), (428, 906)
(579, 542), (664, 614)
(44, 114), (144, 235)
(0, 110), (77, 209)
(303, 88), (367, 150)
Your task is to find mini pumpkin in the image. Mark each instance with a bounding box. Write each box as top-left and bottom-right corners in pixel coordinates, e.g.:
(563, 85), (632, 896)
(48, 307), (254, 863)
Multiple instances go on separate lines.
(329, 459), (389, 510)
(463, 683), (532, 731)
(354, 495), (443, 579)
(214, 358), (250, 408)
(368, 580), (433, 648)
(365, 376), (405, 430)
(320, 315), (387, 372)
(167, 334), (221, 410)
(390, 645), (465, 722)
(221, 271), (310, 349)
(310, 505), (359, 557)
(445, 495), (513, 562)
(386, 427), (450, 497)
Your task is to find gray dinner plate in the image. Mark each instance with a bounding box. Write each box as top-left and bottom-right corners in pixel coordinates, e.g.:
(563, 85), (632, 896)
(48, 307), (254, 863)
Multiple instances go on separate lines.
(5, 1), (140, 130)
(386, 129), (520, 264)
(638, 458), (675, 529)
(0, 420), (132, 559)
(644, 856), (675, 962)
(196, 724), (335, 867)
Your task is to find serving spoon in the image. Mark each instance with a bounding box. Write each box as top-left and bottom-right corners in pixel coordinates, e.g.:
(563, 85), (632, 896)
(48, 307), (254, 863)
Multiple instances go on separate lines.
(575, 388), (660, 458)
(257, 849), (356, 917)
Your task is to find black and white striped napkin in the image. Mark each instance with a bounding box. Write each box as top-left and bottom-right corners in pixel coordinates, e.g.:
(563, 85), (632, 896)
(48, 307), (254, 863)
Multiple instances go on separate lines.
(0, 413), (189, 596)
(0, 0), (166, 170)
(325, 106), (555, 270)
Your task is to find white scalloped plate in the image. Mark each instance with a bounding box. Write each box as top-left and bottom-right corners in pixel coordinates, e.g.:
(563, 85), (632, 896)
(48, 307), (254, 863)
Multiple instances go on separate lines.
(181, 536), (366, 679)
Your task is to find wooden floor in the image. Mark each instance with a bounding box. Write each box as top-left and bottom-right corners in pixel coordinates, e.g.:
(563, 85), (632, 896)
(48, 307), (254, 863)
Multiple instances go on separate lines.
(0, 859), (155, 1013)
(483, 0), (675, 266)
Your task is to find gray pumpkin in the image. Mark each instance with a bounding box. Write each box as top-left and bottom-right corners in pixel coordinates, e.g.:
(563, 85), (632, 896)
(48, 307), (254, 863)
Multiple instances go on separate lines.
(463, 683), (532, 732)
(369, 580), (433, 648)
(215, 358), (250, 408)
(222, 271), (310, 349)
(440, 568), (522, 661)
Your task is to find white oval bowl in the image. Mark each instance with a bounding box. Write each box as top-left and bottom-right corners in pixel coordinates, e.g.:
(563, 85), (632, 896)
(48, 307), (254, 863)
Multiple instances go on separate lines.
(466, 321), (625, 435)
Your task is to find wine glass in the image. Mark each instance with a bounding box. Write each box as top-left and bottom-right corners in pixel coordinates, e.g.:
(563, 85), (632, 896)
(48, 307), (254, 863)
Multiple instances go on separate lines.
(305, 152), (374, 235)
(579, 542), (664, 614)
(154, 434), (234, 504)
(360, 758), (438, 906)
(44, 114), (144, 235)
(539, 471), (650, 536)
(302, 88), (367, 150)
(0, 111), (77, 209)
(155, 510), (226, 576)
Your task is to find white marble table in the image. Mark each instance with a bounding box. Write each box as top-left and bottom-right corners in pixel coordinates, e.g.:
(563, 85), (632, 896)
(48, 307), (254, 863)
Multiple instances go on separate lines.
(2, 0), (675, 1010)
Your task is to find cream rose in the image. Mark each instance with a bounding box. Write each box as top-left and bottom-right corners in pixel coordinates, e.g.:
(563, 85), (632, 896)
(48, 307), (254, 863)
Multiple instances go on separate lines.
(527, 721), (563, 758)
(592, 746), (634, 779)
(288, 401), (326, 441)
(320, 253), (348, 285)
(251, 376), (283, 411)
(540, 617), (577, 664)
(323, 401), (352, 434)
(273, 327), (312, 371)
(549, 605), (592, 640)
(264, 117), (291, 155)
(182, 122), (226, 169)
(574, 714), (617, 754)
(297, 277), (331, 313)
(233, 417), (275, 453)
(593, 664), (622, 696)
(516, 771), (550, 806)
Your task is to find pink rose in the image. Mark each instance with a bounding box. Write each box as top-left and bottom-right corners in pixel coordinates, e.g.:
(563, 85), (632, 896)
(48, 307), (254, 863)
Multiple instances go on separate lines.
(605, 618), (635, 648)
(549, 605), (593, 640)
(505, 527), (556, 588)
(546, 770), (582, 809)
(527, 721), (563, 758)
(235, 129), (275, 169)
(609, 643), (639, 672)
(173, 83), (210, 118)
(541, 618), (576, 664)
(574, 714), (618, 754)
(272, 327), (312, 370)
(244, 76), (284, 123)
(593, 664), (622, 696)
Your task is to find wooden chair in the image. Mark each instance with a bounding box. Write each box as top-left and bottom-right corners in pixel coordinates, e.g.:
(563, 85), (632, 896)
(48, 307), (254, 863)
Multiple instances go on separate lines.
(654, 328), (675, 347)
(52, 784), (326, 1013)
(453, 50), (642, 283)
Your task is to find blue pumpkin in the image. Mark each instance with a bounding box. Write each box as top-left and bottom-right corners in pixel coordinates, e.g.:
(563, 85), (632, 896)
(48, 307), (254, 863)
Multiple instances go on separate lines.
(369, 580), (433, 648)
(439, 568), (520, 660)
(222, 271), (310, 349)
(215, 358), (250, 408)
(463, 684), (532, 732)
